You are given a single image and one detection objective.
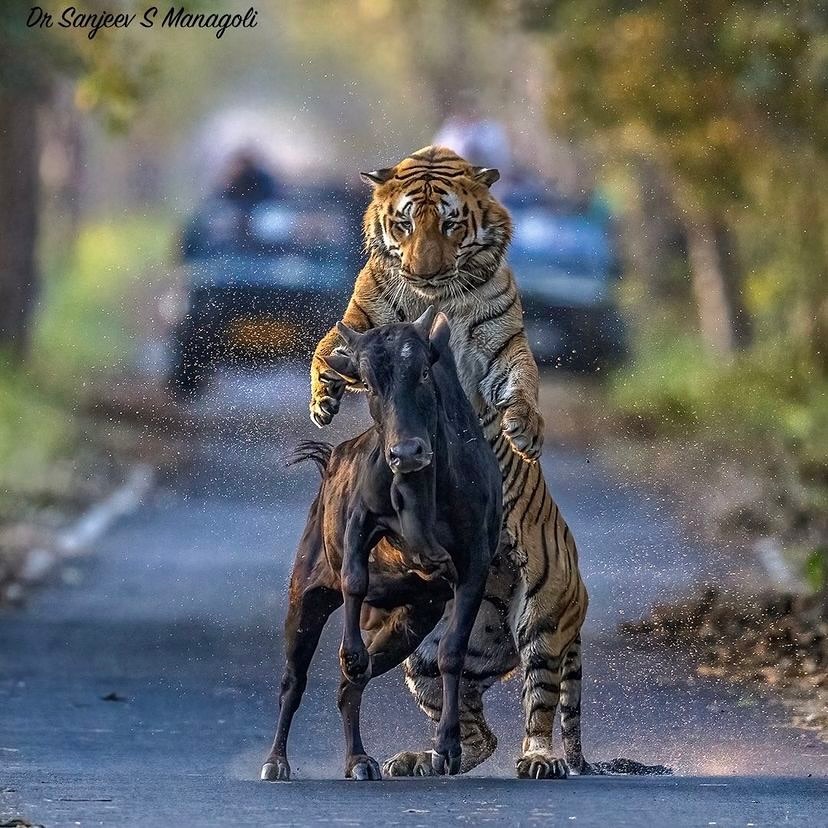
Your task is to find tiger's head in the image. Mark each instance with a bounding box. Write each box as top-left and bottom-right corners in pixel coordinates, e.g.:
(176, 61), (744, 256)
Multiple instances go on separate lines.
(361, 145), (512, 300)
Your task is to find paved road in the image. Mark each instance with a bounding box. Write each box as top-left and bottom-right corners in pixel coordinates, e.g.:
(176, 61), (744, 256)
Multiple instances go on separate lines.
(1, 369), (826, 826)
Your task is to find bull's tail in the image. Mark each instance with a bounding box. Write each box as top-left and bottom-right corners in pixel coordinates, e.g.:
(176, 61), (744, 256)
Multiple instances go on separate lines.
(286, 440), (333, 478)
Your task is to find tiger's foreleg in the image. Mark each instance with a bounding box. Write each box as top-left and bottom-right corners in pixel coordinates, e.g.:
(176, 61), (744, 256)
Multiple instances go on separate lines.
(309, 269), (396, 427)
(478, 321), (545, 461)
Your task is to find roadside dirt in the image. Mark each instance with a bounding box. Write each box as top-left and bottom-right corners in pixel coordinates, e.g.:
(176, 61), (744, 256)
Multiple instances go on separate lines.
(622, 587), (828, 741)
(537, 375), (827, 742)
(0, 379), (185, 605)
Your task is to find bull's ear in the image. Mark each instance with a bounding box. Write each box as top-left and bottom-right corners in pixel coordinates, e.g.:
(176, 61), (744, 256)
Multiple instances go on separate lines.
(428, 312), (452, 363)
(359, 167), (394, 188)
(472, 166), (500, 187)
(321, 352), (361, 386)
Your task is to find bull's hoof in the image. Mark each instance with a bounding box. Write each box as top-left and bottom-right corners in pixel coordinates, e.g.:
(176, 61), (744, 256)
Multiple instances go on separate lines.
(261, 757), (291, 781)
(432, 749), (462, 776)
(346, 754), (382, 781)
(383, 750), (436, 777)
(516, 752), (569, 780)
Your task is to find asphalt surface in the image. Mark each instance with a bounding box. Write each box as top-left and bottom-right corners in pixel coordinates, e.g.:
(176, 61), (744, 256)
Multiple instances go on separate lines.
(1, 368), (826, 827)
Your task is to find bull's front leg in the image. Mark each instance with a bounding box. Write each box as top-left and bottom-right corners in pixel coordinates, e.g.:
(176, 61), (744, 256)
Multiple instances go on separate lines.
(338, 506), (380, 780)
(340, 506), (372, 684)
(432, 557), (488, 775)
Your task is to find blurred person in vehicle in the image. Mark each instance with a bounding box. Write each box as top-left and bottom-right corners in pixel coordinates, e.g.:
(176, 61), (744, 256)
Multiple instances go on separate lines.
(217, 149), (282, 206)
(167, 147), (361, 397)
(181, 149), (283, 262)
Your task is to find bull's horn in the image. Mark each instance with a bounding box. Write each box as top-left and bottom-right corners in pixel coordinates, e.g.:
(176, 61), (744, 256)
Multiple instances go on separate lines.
(413, 305), (437, 336)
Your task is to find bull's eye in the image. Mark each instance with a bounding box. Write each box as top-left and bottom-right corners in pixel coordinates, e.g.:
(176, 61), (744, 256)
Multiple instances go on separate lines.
(421, 367), (430, 382)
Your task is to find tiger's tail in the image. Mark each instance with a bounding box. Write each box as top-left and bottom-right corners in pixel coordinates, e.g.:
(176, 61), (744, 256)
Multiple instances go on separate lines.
(286, 440), (333, 478)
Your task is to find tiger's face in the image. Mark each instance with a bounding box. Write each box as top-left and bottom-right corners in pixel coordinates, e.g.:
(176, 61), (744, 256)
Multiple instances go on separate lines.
(362, 146), (512, 299)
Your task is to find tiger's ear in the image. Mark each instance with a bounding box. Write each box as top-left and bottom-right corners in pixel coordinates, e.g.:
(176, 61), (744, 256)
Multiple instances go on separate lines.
(321, 352), (361, 386)
(472, 167), (500, 187)
(360, 167), (395, 188)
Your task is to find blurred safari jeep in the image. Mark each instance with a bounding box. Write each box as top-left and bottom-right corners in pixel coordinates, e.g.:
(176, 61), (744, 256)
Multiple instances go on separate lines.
(163, 186), (362, 397)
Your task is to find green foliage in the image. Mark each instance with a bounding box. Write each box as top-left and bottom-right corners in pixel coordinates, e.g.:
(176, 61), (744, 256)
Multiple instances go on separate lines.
(546, 0), (828, 364)
(0, 0), (162, 127)
(0, 215), (169, 510)
(804, 547), (827, 592)
(33, 215), (168, 383)
(546, 0), (828, 564)
(610, 330), (828, 488)
(548, 0), (827, 208)
(0, 358), (77, 515)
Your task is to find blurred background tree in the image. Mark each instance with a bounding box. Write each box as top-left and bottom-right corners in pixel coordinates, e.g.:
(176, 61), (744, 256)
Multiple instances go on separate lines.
(541, 0), (827, 367)
(0, 0), (156, 358)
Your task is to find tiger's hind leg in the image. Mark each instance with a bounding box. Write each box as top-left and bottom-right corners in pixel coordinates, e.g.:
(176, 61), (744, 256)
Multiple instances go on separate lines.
(515, 644), (567, 779)
(513, 503), (588, 780)
(383, 669), (501, 776)
(560, 634), (592, 775)
(515, 604), (589, 779)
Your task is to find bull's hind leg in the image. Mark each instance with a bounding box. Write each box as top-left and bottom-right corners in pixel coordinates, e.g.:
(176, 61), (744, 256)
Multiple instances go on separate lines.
(261, 584), (341, 781)
(338, 599), (446, 780)
(384, 560), (520, 777)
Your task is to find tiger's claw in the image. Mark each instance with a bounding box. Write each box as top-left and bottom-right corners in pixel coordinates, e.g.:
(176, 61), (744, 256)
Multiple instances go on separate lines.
(501, 400), (544, 460)
(516, 752), (569, 780)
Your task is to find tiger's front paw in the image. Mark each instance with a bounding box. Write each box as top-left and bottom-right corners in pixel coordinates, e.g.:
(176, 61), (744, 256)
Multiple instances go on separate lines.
(501, 400), (544, 460)
(309, 376), (345, 428)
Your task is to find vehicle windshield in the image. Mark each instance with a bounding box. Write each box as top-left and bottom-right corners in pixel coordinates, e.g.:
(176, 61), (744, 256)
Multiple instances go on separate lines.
(183, 194), (358, 264)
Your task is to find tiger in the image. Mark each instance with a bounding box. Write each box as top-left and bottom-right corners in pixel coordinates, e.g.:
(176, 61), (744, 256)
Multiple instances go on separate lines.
(309, 145), (589, 779)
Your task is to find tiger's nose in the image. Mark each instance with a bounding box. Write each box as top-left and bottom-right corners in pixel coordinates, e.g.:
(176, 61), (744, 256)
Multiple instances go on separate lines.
(387, 438), (432, 473)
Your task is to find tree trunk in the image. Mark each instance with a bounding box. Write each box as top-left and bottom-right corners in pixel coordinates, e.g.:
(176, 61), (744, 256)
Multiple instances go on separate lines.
(626, 160), (685, 301)
(0, 90), (40, 359)
(684, 215), (740, 356)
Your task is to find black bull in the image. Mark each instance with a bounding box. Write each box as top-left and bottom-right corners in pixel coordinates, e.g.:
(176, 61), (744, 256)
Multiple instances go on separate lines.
(261, 308), (503, 781)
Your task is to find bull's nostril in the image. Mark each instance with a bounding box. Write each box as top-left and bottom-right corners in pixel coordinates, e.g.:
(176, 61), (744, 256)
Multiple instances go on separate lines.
(388, 439), (431, 471)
